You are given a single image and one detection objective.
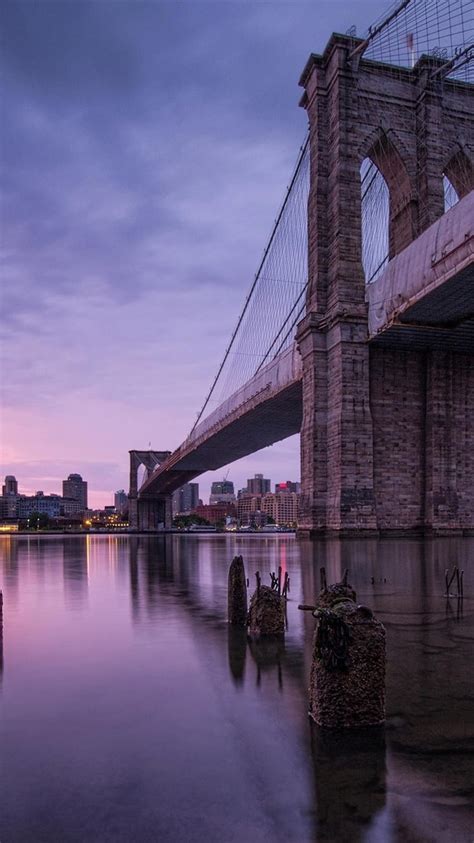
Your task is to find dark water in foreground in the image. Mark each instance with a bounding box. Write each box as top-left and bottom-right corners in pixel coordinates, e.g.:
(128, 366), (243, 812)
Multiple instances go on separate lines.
(0, 535), (473, 843)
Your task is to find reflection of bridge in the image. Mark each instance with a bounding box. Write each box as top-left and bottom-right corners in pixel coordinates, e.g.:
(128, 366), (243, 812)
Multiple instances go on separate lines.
(131, 0), (474, 535)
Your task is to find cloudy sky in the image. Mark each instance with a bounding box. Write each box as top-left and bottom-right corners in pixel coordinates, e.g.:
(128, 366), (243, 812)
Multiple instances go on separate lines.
(1, 0), (387, 507)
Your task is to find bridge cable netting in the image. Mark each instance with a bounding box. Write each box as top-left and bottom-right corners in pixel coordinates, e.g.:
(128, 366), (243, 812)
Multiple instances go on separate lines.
(359, 0), (473, 84)
(190, 136), (310, 434)
(190, 0), (473, 436)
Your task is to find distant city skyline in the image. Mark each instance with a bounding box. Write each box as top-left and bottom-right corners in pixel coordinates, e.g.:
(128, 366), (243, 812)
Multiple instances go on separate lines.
(1, 462), (301, 509)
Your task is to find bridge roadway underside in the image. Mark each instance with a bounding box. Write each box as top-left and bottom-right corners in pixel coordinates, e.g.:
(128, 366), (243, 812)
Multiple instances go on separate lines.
(371, 263), (474, 351)
(140, 379), (303, 499)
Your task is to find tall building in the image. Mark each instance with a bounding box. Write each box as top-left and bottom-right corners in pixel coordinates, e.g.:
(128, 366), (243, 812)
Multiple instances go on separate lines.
(1, 476), (19, 518)
(172, 483), (199, 516)
(114, 489), (128, 515)
(247, 474), (270, 495)
(275, 480), (301, 495)
(62, 473), (88, 510)
(209, 479), (235, 504)
(2, 476), (18, 496)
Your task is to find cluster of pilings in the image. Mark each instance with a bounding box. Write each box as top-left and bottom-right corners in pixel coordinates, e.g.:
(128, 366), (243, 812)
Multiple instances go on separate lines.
(228, 555), (288, 637)
(228, 557), (386, 729)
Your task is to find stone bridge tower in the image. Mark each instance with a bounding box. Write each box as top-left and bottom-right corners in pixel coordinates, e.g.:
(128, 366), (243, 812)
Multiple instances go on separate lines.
(296, 34), (474, 535)
(129, 450), (172, 531)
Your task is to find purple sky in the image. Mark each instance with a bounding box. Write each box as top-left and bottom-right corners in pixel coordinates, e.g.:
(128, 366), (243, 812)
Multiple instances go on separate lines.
(1, 0), (387, 507)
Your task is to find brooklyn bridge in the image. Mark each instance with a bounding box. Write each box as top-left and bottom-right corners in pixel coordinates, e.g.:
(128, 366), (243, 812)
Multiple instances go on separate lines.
(130, 0), (474, 535)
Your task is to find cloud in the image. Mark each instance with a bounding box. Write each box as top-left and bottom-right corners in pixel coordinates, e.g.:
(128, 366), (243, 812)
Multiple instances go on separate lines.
(1, 0), (389, 503)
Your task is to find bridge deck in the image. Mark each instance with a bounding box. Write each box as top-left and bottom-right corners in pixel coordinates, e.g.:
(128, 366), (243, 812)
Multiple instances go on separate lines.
(367, 190), (474, 350)
(140, 346), (302, 497)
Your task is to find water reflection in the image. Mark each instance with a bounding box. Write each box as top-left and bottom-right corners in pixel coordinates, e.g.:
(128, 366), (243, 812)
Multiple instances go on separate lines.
(248, 635), (285, 689)
(0, 590), (3, 687)
(0, 534), (472, 843)
(63, 537), (89, 608)
(227, 626), (247, 686)
(310, 723), (386, 842)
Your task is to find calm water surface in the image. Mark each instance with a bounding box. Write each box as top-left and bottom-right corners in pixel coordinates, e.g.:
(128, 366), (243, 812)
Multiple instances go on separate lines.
(0, 535), (473, 842)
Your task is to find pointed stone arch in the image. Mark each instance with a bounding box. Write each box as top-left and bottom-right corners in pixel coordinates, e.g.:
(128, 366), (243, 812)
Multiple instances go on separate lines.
(443, 146), (473, 201)
(360, 158), (389, 284)
(362, 129), (416, 258)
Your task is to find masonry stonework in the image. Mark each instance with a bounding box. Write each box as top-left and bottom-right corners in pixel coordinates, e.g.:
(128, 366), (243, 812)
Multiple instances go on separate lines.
(297, 34), (474, 536)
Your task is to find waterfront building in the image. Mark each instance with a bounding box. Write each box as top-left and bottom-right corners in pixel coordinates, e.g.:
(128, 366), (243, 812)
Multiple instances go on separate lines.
(114, 489), (128, 515)
(247, 474), (271, 496)
(237, 495), (262, 526)
(193, 502), (236, 526)
(172, 483), (200, 515)
(0, 496), (18, 519)
(18, 493), (62, 519)
(62, 473), (88, 510)
(261, 492), (299, 527)
(209, 480), (235, 505)
(61, 497), (85, 515)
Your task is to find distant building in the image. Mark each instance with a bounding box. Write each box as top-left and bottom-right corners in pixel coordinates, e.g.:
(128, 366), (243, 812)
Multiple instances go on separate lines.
(209, 480), (235, 505)
(247, 474), (271, 496)
(172, 483), (200, 516)
(275, 481), (301, 495)
(114, 489), (128, 515)
(193, 502), (236, 526)
(62, 473), (88, 511)
(18, 494), (62, 519)
(61, 498), (84, 516)
(262, 492), (298, 526)
(237, 495), (262, 526)
(2, 475), (18, 496)
(0, 475), (19, 518)
(0, 496), (18, 519)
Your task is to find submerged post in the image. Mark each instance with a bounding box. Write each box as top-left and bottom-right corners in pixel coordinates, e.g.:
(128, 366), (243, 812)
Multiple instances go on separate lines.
(228, 556), (248, 627)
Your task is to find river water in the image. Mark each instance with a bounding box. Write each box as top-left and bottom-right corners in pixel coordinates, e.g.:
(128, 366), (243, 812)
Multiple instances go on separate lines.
(0, 534), (472, 842)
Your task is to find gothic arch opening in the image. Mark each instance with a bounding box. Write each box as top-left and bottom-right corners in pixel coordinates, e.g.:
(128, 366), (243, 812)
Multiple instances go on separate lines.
(443, 174), (460, 212)
(360, 132), (415, 283)
(443, 149), (473, 205)
(360, 158), (389, 284)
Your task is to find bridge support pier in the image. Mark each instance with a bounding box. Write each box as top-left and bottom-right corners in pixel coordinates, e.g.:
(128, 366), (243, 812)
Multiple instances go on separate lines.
(297, 324), (474, 536)
(132, 496), (172, 532)
(128, 449), (172, 531)
(297, 314), (378, 535)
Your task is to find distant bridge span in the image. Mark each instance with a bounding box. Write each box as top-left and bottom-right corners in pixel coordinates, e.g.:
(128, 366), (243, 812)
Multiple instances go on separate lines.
(139, 345), (303, 498)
